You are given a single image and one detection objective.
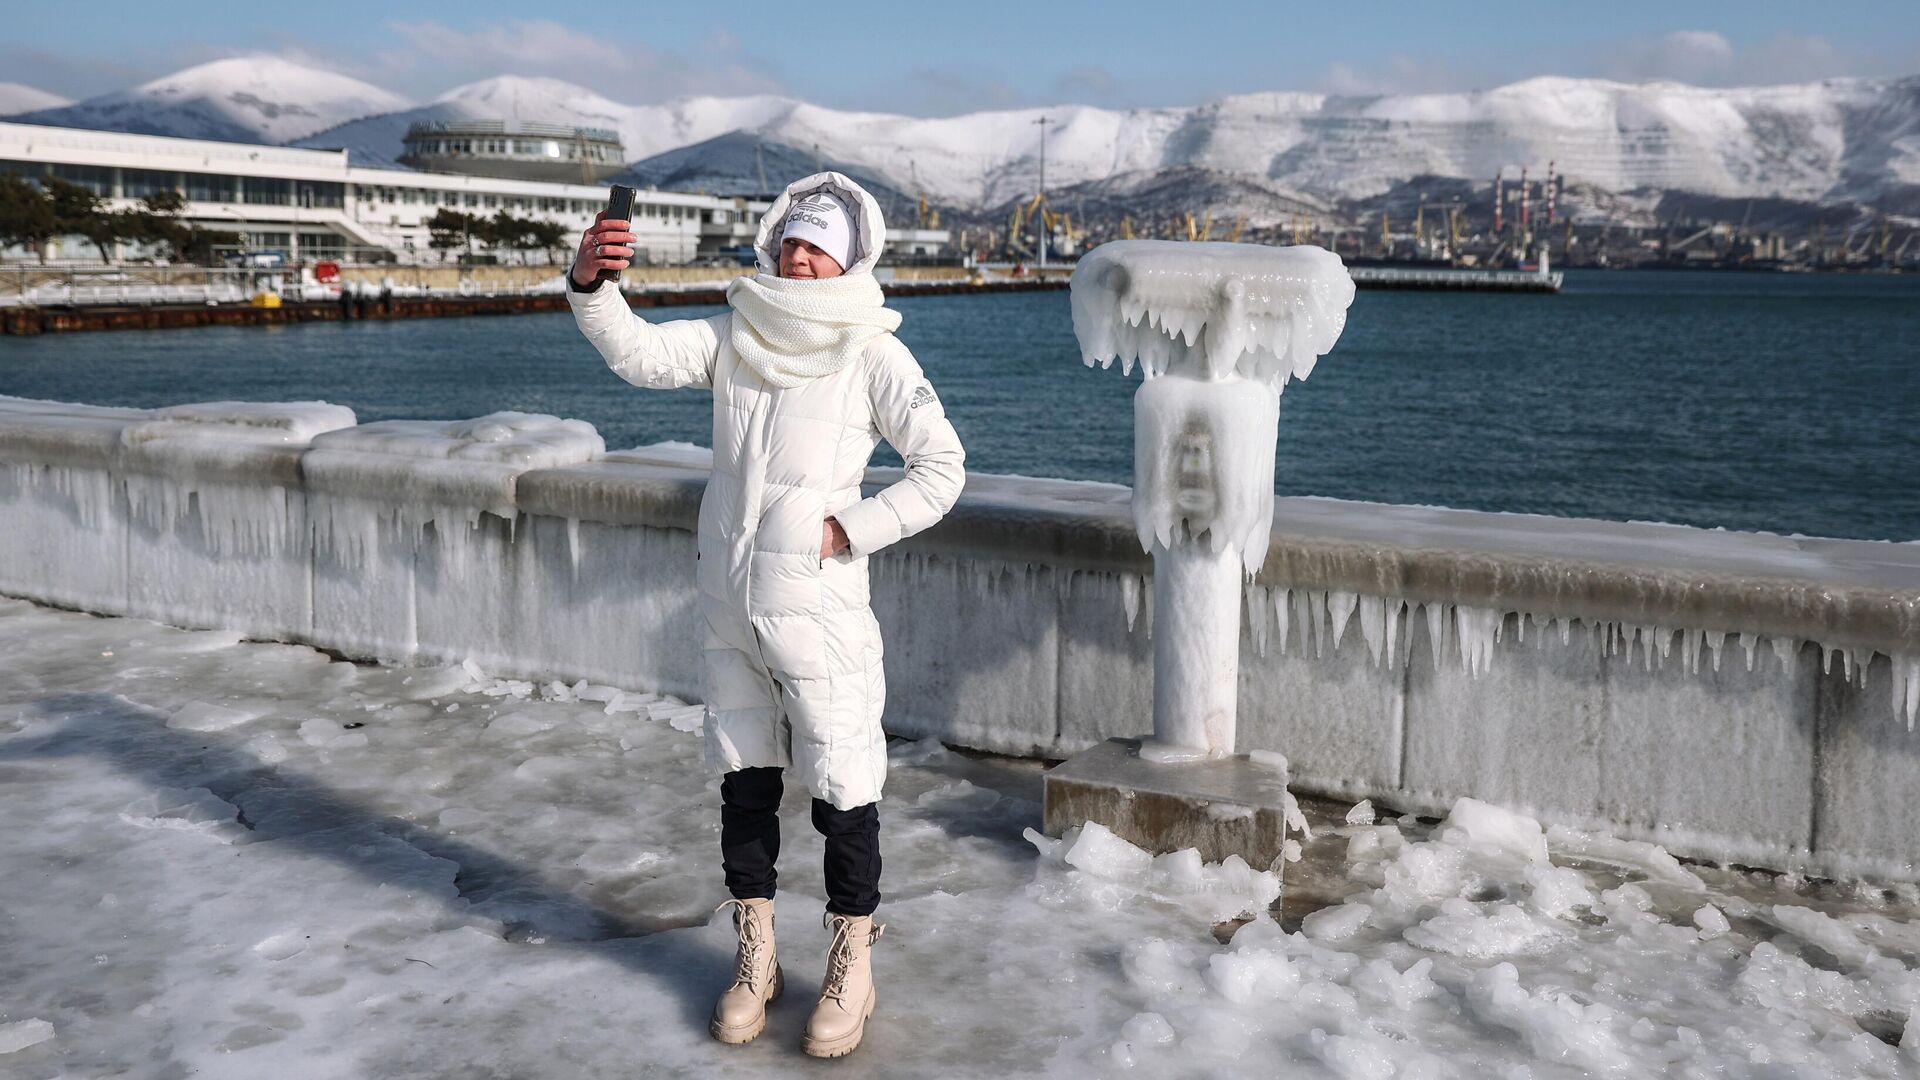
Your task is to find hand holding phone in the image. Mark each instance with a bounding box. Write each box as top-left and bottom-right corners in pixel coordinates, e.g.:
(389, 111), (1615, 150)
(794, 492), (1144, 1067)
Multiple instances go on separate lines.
(575, 185), (637, 286)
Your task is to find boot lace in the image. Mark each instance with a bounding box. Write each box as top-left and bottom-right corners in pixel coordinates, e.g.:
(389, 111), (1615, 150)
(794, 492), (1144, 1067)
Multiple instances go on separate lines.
(819, 912), (884, 1004)
(715, 899), (769, 988)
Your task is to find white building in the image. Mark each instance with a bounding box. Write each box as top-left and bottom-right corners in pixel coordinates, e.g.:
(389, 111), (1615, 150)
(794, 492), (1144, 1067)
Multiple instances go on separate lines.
(0, 121), (948, 266)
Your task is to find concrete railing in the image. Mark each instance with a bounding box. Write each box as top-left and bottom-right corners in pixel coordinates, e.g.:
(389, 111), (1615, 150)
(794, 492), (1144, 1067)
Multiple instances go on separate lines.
(2, 394), (1916, 882)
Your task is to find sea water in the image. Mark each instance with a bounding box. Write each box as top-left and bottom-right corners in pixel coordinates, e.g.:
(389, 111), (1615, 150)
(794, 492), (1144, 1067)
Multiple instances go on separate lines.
(2, 269), (1915, 540)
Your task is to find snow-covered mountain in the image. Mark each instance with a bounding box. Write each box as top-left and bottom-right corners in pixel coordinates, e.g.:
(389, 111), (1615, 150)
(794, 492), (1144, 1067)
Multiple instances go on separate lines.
(294, 74), (799, 169)
(6, 55), (1918, 214)
(0, 82), (70, 115)
(335, 72), (1920, 212)
(659, 76), (1920, 210)
(611, 130), (913, 206)
(5, 57), (411, 145)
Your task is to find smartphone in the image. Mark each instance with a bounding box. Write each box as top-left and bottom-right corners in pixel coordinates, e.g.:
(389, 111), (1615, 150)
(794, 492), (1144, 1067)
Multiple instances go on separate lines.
(599, 185), (638, 282)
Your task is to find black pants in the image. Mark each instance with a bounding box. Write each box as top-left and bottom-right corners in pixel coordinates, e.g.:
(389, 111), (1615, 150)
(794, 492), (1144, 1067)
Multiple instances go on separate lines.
(720, 766), (880, 917)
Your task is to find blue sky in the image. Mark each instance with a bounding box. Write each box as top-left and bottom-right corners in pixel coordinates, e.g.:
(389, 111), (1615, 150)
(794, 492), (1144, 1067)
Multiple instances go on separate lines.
(7, 0), (1919, 114)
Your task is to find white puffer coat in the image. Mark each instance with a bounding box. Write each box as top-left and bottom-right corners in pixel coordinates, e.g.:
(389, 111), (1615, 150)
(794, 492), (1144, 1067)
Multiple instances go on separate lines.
(567, 171), (967, 809)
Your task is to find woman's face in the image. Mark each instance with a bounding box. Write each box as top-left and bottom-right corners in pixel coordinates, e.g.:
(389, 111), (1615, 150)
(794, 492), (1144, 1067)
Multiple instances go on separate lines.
(779, 237), (845, 280)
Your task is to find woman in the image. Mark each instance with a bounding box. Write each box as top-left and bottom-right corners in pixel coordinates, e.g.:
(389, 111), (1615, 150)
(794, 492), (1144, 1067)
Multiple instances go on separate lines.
(566, 172), (966, 1058)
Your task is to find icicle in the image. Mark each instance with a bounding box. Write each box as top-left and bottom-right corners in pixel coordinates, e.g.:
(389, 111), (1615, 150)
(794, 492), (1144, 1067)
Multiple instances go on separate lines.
(1423, 603), (1446, 671)
(1293, 589), (1317, 659)
(1704, 630), (1725, 673)
(1740, 632), (1758, 672)
(1456, 606), (1500, 678)
(1358, 595), (1386, 668)
(1515, 612), (1527, 644)
(1308, 590), (1329, 658)
(565, 517), (582, 576)
(1848, 647), (1872, 689)
(1121, 573), (1141, 633)
(1142, 580), (1153, 640)
(1273, 588), (1291, 657)
(1326, 590), (1357, 654)
(1894, 655), (1920, 731)
(1822, 644), (1836, 676)
(1245, 583), (1269, 656)
(1771, 636), (1799, 674)
(1385, 600), (1403, 670)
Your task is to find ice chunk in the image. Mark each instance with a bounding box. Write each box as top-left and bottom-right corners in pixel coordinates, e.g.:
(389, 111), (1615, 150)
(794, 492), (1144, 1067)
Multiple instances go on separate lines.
(1302, 901), (1373, 941)
(1064, 821), (1155, 881)
(166, 700), (263, 732)
(1524, 863), (1597, 919)
(1118, 1011), (1175, 1048)
(661, 704), (706, 732)
(1768, 905), (1878, 969)
(1351, 956), (1442, 1013)
(1405, 900), (1567, 958)
(1693, 905), (1730, 937)
(1046, 822), (1281, 921)
(1345, 799), (1377, 826)
(297, 717), (369, 749)
(1435, 797), (1548, 865)
(1543, 826), (1704, 888)
(888, 736), (952, 764)
(1465, 963), (1633, 1074)
(0, 1018), (55, 1055)
(1248, 749), (1289, 772)
(117, 787), (246, 844)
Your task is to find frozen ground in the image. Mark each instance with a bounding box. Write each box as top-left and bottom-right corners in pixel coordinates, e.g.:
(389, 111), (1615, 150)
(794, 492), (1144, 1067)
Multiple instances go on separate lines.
(2, 595), (1919, 1079)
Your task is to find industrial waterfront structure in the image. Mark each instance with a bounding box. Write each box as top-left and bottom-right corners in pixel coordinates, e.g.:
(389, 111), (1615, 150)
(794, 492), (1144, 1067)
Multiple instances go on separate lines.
(0, 121), (950, 266)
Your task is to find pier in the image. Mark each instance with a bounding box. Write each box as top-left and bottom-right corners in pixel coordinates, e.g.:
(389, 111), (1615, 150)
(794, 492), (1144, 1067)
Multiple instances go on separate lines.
(1347, 265), (1563, 291)
(0, 261), (1575, 336)
(0, 277), (1070, 335)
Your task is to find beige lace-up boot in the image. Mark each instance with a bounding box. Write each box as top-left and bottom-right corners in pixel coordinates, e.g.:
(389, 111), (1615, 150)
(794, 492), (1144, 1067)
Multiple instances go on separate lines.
(801, 911), (885, 1058)
(710, 897), (783, 1044)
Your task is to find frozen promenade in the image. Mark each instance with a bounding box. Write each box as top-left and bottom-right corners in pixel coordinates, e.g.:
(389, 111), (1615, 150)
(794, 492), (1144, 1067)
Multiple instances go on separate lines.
(4, 597), (1920, 1078)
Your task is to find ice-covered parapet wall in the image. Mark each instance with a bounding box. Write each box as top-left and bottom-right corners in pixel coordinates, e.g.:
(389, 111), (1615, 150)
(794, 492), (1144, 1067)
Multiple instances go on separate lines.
(303, 413), (604, 563)
(5, 394), (1918, 880)
(0, 395), (357, 637)
(1070, 241), (1355, 758)
(118, 401), (357, 558)
(302, 413), (604, 664)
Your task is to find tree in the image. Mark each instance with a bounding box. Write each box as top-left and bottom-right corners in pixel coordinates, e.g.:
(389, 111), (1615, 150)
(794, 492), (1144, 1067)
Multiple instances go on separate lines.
(44, 177), (118, 263)
(470, 211), (499, 262)
(0, 174), (57, 263)
(528, 218), (570, 267)
(490, 209), (535, 264)
(427, 208), (473, 263)
(119, 189), (189, 262)
(169, 225), (242, 266)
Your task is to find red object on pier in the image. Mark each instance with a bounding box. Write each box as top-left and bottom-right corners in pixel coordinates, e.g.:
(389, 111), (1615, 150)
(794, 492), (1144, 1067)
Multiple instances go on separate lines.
(314, 261), (340, 283)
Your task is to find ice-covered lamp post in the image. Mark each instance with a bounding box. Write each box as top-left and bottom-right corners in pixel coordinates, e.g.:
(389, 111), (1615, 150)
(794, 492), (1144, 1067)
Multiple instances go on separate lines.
(1069, 240), (1356, 759)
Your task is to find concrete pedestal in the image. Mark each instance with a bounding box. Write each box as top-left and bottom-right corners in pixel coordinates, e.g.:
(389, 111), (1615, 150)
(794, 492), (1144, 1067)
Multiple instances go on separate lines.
(1043, 736), (1295, 870)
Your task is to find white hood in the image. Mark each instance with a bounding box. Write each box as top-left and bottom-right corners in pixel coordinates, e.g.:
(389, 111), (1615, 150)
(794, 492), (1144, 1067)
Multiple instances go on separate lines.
(751, 171), (888, 277)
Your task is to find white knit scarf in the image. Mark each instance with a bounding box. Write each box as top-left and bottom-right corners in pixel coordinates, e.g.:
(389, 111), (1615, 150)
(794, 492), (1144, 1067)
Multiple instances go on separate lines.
(725, 271), (902, 389)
